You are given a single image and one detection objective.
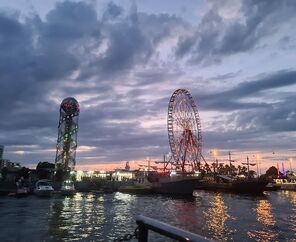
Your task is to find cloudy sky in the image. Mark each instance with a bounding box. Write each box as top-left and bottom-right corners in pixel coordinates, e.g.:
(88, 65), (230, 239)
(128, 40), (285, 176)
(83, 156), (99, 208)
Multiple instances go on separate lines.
(0, 0), (296, 171)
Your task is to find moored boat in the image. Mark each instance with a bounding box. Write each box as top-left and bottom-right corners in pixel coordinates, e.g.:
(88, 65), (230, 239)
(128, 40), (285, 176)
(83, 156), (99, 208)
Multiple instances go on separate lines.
(265, 182), (281, 191)
(231, 179), (268, 194)
(34, 179), (54, 197)
(196, 175), (268, 194)
(149, 171), (201, 195)
(274, 178), (296, 191)
(118, 184), (152, 194)
(8, 187), (29, 198)
(60, 180), (76, 196)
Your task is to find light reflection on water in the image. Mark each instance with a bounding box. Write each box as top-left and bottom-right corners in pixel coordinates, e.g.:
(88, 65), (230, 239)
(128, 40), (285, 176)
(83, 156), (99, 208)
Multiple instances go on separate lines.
(281, 191), (296, 234)
(0, 191), (295, 241)
(248, 199), (278, 241)
(203, 194), (235, 241)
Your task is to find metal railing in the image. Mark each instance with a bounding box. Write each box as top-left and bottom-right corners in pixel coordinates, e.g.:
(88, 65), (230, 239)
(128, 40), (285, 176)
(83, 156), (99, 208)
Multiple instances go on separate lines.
(136, 215), (214, 242)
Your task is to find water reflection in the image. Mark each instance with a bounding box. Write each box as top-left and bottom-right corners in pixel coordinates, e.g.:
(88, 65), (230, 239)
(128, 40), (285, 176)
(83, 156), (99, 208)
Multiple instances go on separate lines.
(48, 193), (106, 241)
(282, 191), (296, 233)
(256, 200), (276, 226)
(1, 191), (296, 241)
(203, 193), (234, 241)
(165, 196), (204, 233)
(248, 199), (278, 241)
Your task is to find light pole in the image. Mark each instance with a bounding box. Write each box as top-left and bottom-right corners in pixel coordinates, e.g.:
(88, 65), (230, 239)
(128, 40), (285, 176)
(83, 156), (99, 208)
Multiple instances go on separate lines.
(255, 153), (261, 178)
(211, 149), (218, 174)
(288, 158), (293, 172)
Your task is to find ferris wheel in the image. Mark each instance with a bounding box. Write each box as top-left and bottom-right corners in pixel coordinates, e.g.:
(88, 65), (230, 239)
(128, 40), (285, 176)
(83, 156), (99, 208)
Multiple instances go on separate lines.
(167, 89), (202, 172)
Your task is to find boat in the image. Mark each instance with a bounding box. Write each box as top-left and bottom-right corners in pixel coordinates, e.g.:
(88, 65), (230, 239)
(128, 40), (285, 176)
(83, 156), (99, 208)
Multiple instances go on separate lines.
(196, 174), (268, 194)
(102, 183), (115, 193)
(231, 178), (268, 194)
(34, 179), (54, 197)
(148, 171), (202, 195)
(265, 182), (281, 191)
(118, 183), (152, 194)
(60, 180), (76, 196)
(8, 187), (29, 198)
(196, 175), (232, 192)
(274, 178), (296, 191)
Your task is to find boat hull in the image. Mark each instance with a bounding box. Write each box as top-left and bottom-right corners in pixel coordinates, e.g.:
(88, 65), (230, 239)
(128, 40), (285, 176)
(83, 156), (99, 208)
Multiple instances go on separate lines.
(34, 190), (53, 197)
(152, 176), (200, 195)
(196, 180), (268, 194)
(196, 182), (232, 192)
(231, 180), (268, 194)
(118, 185), (152, 194)
(278, 183), (296, 191)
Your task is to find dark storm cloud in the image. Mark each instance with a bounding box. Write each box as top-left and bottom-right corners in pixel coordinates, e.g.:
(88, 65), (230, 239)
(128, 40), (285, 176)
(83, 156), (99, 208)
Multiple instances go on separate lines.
(229, 96), (296, 133)
(102, 1), (123, 21)
(198, 70), (296, 111)
(0, 1), (186, 165)
(176, 0), (296, 65)
(87, 5), (186, 77)
(0, 1), (100, 134)
(198, 70), (296, 151)
(0, 0), (295, 166)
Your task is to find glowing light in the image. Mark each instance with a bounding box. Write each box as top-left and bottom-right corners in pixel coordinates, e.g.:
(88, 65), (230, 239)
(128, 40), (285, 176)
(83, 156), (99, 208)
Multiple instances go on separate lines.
(289, 158), (293, 171)
(170, 170), (177, 176)
(194, 171), (201, 176)
(211, 149), (218, 157)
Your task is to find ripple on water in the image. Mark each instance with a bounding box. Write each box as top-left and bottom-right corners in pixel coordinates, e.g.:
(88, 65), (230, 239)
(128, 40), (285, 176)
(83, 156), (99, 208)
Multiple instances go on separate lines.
(0, 191), (296, 241)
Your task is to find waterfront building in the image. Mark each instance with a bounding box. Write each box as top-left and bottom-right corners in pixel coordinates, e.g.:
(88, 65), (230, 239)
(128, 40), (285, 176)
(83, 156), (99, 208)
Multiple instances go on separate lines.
(75, 169), (139, 182)
(112, 169), (137, 181)
(0, 159), (20, 169)
(75, 170), (111, 181)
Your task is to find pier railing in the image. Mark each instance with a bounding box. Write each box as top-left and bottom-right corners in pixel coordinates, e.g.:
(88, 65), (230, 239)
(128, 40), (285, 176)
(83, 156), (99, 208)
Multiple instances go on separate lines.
(136, 215), (214, 242)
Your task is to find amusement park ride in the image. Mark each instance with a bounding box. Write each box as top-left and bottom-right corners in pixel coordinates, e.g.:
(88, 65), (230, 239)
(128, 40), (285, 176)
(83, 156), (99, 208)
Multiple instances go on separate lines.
(55, 97), (80, 181)
(151, 88), (268, 194)
(167, 88), (203, 172)
(153, 88), (205, 174)
(149, 88), (205, 195)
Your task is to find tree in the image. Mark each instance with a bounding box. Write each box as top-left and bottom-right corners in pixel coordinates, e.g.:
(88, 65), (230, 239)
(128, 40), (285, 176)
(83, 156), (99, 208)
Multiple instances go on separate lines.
(36, 161), (55, 180)
(36, 161), (55, 169)
(265, 166), (281, 178)
(18, 167), (30, 179)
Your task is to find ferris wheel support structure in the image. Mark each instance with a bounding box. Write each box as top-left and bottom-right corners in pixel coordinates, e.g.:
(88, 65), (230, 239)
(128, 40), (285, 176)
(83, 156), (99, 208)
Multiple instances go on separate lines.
(167, 89), (202, 172)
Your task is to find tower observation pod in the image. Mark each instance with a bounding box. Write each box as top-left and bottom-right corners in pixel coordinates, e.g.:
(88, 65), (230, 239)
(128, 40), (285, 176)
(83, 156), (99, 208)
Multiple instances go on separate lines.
(55, 97), (80, 177)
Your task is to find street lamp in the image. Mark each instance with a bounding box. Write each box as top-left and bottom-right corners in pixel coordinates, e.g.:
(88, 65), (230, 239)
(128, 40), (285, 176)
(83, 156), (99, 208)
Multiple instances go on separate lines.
(211, 149), (218, 173)
(288, 158), (293, 172)
(212, 149), (218, 158)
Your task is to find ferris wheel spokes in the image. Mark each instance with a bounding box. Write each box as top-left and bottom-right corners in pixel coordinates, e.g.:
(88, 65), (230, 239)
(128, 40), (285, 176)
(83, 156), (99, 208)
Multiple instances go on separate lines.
(167, 88), (202, 172)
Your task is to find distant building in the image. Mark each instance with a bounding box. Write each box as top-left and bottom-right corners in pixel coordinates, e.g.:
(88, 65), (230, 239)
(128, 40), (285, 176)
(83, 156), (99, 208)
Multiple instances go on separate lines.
(0, 145), (21, 169)
(0, 160), (20, 169)
(75, 170), (111, 181)
(112, 169), (136, 181)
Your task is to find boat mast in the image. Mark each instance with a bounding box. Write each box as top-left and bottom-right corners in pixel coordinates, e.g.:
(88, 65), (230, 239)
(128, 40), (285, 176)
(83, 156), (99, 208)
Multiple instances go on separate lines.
(228, 151), (235, 175)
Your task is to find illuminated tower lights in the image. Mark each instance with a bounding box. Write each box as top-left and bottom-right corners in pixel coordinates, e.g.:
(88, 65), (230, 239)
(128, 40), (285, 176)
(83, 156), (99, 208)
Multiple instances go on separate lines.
(55, 97), (80, 173)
